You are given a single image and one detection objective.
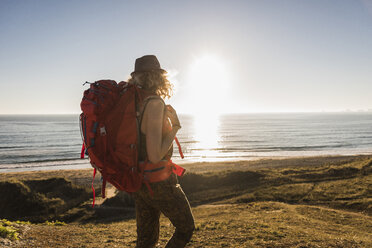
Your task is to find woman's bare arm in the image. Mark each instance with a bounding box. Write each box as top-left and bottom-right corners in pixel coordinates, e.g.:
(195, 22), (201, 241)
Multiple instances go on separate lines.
(143, 99), (180, 164)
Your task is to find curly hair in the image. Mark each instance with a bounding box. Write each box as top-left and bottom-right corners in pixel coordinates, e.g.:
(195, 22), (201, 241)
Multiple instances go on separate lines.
(128, 71), (173, 99)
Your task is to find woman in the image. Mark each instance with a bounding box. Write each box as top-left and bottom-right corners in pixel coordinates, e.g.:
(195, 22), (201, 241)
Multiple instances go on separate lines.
(128, 55), (195, 248)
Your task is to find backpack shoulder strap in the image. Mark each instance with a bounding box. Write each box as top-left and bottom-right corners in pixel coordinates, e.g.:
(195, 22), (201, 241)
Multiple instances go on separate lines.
(139, 95), (165, 128)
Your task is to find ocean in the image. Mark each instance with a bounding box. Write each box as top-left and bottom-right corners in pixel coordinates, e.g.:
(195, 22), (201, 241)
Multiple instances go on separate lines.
(0, 113), (371, 172)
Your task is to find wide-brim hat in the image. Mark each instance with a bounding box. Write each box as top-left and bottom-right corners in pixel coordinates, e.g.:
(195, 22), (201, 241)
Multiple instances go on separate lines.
(131, 55), (167, 76)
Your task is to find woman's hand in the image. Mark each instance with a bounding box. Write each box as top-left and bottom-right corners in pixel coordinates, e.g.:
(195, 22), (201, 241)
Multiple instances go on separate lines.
(166, 105), (181, 129)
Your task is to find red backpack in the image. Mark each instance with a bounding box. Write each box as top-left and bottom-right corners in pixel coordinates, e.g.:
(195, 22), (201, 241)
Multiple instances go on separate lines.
(80, 80), (184, 206)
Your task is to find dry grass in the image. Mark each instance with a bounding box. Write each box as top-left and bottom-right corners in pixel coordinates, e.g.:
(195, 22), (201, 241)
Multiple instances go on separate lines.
(0, 178), (91, 222)
(0, 155), (371, 247)
(7, 202), (372, 247)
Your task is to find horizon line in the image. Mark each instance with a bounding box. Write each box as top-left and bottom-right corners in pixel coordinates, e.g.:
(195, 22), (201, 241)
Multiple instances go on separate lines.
(1, 110), (372, 115)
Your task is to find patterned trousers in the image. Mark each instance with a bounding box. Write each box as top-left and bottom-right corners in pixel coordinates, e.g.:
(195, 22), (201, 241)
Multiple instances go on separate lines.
(133, 174), (195, 248)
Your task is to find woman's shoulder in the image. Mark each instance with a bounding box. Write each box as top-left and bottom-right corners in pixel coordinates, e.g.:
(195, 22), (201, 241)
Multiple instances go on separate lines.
(144, 97), (165, 117)
(145, 96), (164, 109)
(141, 97), (165, 133)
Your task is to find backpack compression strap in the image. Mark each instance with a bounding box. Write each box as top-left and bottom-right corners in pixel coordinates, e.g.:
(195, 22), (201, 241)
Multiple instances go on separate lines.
(174, 137), (184, 159)
(80, 143), (85, 159)
(91, 168), (97, 208)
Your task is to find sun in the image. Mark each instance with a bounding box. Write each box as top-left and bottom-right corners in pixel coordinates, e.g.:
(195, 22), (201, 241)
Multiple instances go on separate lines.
(187, 54), (230, 117)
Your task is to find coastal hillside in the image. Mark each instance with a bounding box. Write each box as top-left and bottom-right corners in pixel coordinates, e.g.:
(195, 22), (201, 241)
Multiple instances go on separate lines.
(0, 155), (371, 247)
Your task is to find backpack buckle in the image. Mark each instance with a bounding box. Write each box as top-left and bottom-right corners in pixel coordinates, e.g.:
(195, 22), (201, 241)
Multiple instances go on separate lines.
(100, 126), (107, 136)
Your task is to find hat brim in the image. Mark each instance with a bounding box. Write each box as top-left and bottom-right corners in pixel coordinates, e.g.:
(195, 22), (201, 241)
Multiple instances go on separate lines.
(131, 69), (167, 77)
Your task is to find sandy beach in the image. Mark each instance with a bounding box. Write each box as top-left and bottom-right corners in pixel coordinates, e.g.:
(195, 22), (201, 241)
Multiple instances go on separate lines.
(1, 154), (371, 247)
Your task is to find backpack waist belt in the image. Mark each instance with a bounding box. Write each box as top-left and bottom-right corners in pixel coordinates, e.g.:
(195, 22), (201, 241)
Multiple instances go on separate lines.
(140, 160), (185, 183)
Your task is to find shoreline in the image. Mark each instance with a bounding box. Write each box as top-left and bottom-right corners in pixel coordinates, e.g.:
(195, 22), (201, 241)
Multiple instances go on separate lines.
(2, 150), (372, 173)
(1, 154), (371, 185)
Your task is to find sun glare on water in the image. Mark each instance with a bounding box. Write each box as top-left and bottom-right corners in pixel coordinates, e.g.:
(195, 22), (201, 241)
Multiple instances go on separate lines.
(187, 54), (230, 157)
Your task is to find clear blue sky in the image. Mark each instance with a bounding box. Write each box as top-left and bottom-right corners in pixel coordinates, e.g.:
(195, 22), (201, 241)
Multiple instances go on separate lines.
(0, 0), (371, 114)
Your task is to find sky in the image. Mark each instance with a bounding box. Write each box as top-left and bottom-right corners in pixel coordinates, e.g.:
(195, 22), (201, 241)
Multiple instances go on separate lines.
(0, 0), (372, 114)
